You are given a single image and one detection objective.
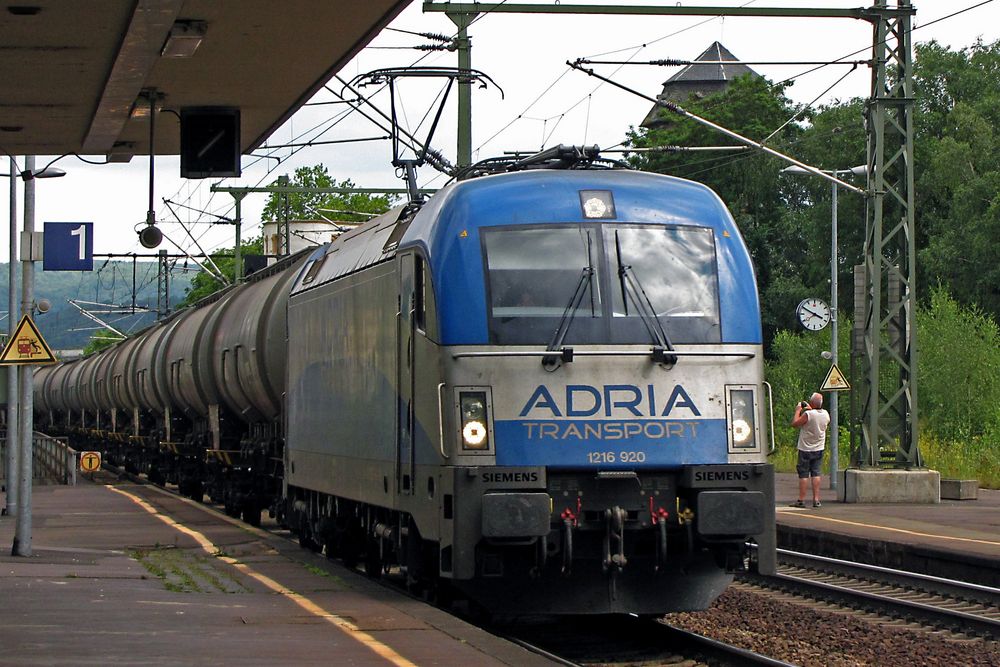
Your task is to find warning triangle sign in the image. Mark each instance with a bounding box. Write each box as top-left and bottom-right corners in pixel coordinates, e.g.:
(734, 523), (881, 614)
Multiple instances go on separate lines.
(0, 315), (57, 365)
(821, 363), (851, 391)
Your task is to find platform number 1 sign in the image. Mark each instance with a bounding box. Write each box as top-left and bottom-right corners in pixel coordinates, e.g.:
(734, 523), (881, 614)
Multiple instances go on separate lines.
(43, 222), (94, 271)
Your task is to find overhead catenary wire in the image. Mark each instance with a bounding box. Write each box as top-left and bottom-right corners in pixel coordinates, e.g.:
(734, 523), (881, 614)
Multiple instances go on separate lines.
(145, 0), (999, 261)
(162, 200), (230, 284)
(473, 0), (760, 156)
(577, 58), (870, 67)
(568, 59), (863, 194)
(147, 3), (499, 251)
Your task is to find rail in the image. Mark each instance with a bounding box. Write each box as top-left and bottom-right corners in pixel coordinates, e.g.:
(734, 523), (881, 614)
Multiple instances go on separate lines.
(452, 349), (755, 359)
(743, 547), (1000, 638)
(0, 432), (77, 486)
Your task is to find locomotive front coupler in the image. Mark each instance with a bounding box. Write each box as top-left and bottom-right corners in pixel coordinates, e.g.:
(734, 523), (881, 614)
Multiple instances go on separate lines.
(602, 506), (628, 575)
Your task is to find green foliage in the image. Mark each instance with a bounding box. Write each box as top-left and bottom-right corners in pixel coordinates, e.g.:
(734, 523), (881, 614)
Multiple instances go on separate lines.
(179, 237), (264, 307)
(82, 329), (122, 356)
(916, 287), (1000, 440)
(627, 76), (798, 225)
(912, 40), (1000, 319)
(918, 432), (1000, 489)
(764, 291), (1000, 486)
(180, 165), (395, 308)
(261, 164), (394, 224)
(764, 322), (850, 461)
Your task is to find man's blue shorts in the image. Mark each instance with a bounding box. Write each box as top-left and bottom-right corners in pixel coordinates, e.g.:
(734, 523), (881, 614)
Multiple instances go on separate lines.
(796, 449), (824, 478)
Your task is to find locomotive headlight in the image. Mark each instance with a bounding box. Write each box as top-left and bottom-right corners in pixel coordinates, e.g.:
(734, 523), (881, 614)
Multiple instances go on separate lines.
(460, 391), (490, 450)
(732, 418), (752, 444)
(727, 387), (757, 450)
(462, 420), (487, 447)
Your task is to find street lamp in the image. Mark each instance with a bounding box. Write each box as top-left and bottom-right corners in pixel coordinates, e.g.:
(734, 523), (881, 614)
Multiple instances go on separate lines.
(1, 157), (65, 553)
(782, 163), (866, 492)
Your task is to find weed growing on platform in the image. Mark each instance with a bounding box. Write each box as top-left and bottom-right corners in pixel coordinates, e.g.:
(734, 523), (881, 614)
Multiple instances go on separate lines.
(919, 431), (1000, 488)
(303, 564), (330, 577)
(130, 547), (250, 594)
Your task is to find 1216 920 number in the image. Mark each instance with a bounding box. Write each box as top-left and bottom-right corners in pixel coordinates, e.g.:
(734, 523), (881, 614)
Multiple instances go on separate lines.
(587, 451), (646, 464)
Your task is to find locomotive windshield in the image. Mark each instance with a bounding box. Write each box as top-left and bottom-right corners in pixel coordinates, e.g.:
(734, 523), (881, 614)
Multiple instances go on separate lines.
(483, 223), (720, 345)
(483, 227), (604, 345)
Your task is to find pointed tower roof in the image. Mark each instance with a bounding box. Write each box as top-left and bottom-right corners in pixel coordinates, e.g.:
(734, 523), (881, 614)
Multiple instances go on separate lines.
(665, 41), (757, 85)
(641, 41), (761, 128)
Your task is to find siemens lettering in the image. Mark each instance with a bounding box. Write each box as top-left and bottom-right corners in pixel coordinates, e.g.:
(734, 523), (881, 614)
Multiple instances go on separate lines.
(694, 470), (751, 482)
(520, 384), (701, 418)
(481, 471), (540, 483)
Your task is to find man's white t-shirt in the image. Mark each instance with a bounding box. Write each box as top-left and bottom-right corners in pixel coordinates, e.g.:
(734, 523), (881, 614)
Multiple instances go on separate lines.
(797, 409), (831, 452)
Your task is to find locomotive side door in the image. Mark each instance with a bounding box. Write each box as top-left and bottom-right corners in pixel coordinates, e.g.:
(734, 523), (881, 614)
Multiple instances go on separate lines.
(396, 253), (417, 495)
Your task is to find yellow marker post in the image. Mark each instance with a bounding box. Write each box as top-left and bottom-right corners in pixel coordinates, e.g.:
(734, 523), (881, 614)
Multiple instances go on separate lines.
(80, 451), (102, 475)
(0, 314), (56, 365)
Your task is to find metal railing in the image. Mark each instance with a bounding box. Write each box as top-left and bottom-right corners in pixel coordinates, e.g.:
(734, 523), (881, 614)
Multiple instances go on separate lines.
(0, 432), (77, 486)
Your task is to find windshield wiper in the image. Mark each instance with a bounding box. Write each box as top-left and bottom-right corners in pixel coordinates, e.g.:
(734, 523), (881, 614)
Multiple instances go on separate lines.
(614, 231), (678, 367)
(543, 266), (595, 370)
(544, 233), (596, 370)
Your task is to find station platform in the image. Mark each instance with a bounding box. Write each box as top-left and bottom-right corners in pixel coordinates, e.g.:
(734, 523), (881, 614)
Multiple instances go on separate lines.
(2, 471), (995, 665)
(773, 472), (1000, 587)
(0, 475), (555, 667)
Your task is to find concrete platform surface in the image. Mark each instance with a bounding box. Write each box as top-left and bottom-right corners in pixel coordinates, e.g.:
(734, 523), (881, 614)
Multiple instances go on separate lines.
(773, 471), (1000, 584)
(0, 475), (556, 667)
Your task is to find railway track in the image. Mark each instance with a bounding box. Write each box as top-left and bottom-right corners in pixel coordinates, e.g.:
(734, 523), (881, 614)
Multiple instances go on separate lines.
(493, 614), (796, 667)
(742, 547), (1000, 639)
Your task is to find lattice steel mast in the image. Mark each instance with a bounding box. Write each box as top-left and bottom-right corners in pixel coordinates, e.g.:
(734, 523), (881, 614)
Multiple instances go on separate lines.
(857, 0), (920, 468)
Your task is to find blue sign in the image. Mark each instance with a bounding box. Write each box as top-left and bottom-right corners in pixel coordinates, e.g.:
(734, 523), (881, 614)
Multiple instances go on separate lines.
(43, 222), (94, 271)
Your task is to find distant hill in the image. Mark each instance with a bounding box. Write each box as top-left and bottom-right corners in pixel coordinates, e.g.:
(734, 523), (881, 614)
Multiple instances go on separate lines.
(0, 261), (194, 350)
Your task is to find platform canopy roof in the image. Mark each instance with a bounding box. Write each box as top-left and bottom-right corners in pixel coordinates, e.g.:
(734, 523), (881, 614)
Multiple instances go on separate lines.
(0, 0), (411, 161)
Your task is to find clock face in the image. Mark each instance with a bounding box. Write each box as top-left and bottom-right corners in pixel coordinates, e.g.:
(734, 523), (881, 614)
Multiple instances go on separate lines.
(796, 298), (831, 331)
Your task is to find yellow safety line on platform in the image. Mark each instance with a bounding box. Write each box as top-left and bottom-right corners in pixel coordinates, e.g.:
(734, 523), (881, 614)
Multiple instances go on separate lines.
(107, 485), (418, 667)
(782, 511), (1000, 548)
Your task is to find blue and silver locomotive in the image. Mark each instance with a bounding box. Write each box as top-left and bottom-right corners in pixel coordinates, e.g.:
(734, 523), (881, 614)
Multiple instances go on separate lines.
(37, 148), (775, 615)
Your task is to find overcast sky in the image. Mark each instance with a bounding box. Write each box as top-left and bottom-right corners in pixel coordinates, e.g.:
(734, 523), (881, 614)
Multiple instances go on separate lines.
(3, 0), (998, 267)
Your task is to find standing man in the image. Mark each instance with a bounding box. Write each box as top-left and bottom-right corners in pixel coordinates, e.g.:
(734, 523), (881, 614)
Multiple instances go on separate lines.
(790, 392), (830, 508)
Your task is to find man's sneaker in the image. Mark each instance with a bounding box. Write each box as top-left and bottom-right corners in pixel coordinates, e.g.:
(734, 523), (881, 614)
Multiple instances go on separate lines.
(813, 501), (822, 508)
(789, 500), (805, 508)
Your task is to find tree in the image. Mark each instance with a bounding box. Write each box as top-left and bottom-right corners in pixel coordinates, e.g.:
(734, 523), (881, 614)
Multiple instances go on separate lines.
(82, 329), (122, 356)
(261, 164), (394, 224)
(912, 40), (1000, 318)
(178, 165), (395, 308)
(178, 237), (264, 307)
(777, 99), (868, 335)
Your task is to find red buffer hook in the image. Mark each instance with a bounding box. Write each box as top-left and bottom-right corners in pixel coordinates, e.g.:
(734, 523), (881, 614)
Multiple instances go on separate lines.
(649, 496), (670, 524)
